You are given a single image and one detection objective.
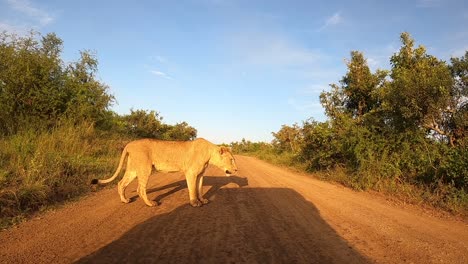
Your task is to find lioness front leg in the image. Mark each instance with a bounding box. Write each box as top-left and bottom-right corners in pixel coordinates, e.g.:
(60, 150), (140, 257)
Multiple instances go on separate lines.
(197, 175), (209, 205)
(186, 173), (203, 207)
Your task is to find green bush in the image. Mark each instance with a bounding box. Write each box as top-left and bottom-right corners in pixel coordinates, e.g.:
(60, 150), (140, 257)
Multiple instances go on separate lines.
(437, 147), (467, 190)
(0, 122), (125, 226)
(0, 32), (114, 136)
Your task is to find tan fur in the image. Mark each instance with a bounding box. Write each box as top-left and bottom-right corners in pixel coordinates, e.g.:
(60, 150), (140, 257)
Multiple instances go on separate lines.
(94, 138), (238, 207)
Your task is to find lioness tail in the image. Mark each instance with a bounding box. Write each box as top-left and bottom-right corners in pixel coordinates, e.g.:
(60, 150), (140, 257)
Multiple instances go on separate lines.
(91, 145), (128, 185)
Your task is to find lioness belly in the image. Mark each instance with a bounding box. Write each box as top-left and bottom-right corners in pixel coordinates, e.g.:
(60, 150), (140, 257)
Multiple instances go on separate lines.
(153, 162), (181, 173)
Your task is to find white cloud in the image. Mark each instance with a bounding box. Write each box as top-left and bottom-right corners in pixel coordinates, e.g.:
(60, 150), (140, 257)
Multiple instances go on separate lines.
(150, 70), (173, 80)
(6, 0), (54, 26)
(2, 0), (54, 35)
(318, 12), (343, 31)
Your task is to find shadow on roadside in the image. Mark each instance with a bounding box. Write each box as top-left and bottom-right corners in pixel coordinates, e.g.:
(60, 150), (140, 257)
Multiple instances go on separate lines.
(77, 176), (370, 264)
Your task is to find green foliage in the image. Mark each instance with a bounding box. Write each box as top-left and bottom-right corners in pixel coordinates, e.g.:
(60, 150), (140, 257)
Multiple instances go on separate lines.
(231, 138), (273, 154)
(116, 109), (197, 140)
(0, 32), (114, 135)
(231, 139), (301, 168)
(438, 146), (468, 190)
(121, 109), (165, 138)
(300, 120), (340, 170)
(0, 122), (124, 226)
(447, 51), (468, 146)
(385, 32), (453, 135)
(271, 123), (303, 153)
(162, 121), (197, 141)
(341, 51), (387, 119)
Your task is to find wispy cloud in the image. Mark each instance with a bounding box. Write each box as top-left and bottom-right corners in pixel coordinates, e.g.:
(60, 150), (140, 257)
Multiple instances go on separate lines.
(318, 12), (343, 31)
(150, 70), (173, 80)
(6, 0), (54, 26)
(0, 21), (25, 33)
(149, 55), (168, 64)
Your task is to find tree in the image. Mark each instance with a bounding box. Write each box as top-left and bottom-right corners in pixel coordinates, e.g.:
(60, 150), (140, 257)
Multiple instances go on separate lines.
(448, 51), (468, 146)
(320, 83), (347, 121)
(385, 32), (453, 138)
(272, 124), (302, 153)
(320, 51), (386, 126)
(64, 50), (114, 126)
(341, 51), (387, 121)
(162, 121), (197, 141)
(120, 109), (197, 140)
(0, 31), (114, 135)
(122, 109), (165, 138)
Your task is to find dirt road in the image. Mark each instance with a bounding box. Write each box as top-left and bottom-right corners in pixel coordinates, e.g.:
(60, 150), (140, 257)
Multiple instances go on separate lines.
(1, 156), (467, 263)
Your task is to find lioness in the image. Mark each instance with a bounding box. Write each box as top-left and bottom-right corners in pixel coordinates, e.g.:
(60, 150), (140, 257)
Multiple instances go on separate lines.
(92, 138), (238, 207)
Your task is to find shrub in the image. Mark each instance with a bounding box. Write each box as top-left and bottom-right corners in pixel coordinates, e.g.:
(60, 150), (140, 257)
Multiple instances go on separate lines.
(0, 122), (125, 226)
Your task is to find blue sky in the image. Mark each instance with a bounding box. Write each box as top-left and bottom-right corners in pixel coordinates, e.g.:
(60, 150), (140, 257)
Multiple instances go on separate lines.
(1, 0), (467, 143)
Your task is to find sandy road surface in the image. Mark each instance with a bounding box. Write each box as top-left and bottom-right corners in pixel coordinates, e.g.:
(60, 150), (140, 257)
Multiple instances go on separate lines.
(1, 155), (467, 263)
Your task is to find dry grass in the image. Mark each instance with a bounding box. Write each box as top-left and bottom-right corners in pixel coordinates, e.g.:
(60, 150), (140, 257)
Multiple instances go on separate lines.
(0, 122), (128, 228)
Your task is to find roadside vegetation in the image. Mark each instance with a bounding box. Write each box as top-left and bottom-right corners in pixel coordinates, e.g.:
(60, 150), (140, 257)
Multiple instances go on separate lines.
(232, 33), (467, 216)
(0, 31), (197, 228)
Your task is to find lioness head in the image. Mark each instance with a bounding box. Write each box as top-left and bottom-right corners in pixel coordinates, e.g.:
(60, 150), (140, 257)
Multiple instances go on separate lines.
(212, 146), (238, 176)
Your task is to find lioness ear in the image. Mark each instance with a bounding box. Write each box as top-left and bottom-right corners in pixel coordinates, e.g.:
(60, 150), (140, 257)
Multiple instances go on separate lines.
(219, 146), (228, 155)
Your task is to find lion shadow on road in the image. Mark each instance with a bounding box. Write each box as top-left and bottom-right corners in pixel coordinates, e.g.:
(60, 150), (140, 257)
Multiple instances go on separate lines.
(132, 175), (249, 205)
(77, 187), (370, 264)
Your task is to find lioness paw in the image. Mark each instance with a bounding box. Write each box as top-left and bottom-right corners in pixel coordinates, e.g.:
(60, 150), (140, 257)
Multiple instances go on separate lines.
(200, 198), (210, 205)
(190, 199), (203, 207)
(146, 201), (157, 207)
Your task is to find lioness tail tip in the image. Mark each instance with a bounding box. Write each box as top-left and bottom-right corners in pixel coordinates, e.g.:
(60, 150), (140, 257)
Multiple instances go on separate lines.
(91, 179), (99, 185)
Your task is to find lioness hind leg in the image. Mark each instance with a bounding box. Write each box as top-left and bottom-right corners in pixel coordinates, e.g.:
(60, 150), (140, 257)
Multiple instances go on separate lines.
(118, 171), (136, 204)
(137, 169), (156, 207)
